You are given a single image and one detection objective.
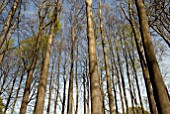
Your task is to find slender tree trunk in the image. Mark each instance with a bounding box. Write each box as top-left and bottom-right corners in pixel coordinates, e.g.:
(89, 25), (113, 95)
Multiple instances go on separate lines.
(135, 0), (170, 113)
(84, 73), (87, 114)
(0, 20), (17, 65)
(100, 68), (105, 114)
(110, 57), (118, 114)
(54, 41), (62, 114)
(61, 56), (67, 114)
(75, 41), (79, 114)
(0, 0), (21, 48)
(33, 1), (59, 113)
(87, 74), (91, 114)
(0, 68), (9, 95)
(19, 12), (44, 114)
(47, 52), (57, 114)
(86, 0), (103, 113)
(99, 1), (114, 113)
(128, 1), (158, 114)
(10, 68), (25, 114)
(19, 1), (48, 113)
(67, 27), (75, 114)
(121, 37), (135, 114)
(0, 0), (10, 14)
(107, 34), (124, 114)
(114, 35), (129, 112)
(4, 68), (19, 114)
(127, 38), (145, 114)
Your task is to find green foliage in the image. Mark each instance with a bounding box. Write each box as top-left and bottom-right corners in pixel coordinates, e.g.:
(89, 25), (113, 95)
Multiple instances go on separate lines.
(48, 13), (62, 34)
(16, 35), (49, 62)
(0, 97), (4, 113)
(1, 39), (15, 51)
(54, 17), (62, 34)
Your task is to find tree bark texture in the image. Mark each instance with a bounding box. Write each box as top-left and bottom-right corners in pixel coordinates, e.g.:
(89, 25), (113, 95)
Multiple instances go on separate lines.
(135, 0), (170, 114)
(86, 0), (103, 114)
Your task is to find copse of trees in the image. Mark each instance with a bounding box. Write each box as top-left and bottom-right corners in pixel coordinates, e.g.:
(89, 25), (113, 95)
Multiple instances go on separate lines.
(0, 0), (170, 114)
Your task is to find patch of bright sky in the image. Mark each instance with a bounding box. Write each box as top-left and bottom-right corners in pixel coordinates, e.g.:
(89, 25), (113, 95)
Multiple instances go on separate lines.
(25, 1), (37, 16)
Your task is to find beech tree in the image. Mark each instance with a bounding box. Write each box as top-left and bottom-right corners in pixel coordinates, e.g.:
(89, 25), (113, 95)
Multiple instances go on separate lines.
(0, 0), (170, 114)
(135, 0), (170, 113)
(86, 0), (103, 114)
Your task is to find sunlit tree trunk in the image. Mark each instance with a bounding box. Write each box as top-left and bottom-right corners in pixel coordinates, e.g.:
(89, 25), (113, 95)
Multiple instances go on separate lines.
(110, 57), (118, 113)
(0, 0), (21, 48)
(99, 1), (114, 113)
(0, 0), (10, 14)
(19, 2), (45, 113)
(33, 0), (59, 113)
(100, 68), (105, 114)
(0, 20), (17, 65)
(86, 0), (103, 113)
(114, 35), (129, 112)
(47, 51), (57, 114)
(135, 0), (170, 113)
(107, 34), (124, 114)
(87, 76), (91, 114)
(121, 36), (135, 114)
(128, 0), (158, 114)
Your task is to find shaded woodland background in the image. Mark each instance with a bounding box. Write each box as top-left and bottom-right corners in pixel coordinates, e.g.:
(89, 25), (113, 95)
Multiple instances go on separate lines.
(0, 0), (170, 114)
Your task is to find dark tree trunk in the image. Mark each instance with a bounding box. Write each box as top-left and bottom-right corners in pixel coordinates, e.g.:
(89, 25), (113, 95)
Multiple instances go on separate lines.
(135, 0), (170, 113)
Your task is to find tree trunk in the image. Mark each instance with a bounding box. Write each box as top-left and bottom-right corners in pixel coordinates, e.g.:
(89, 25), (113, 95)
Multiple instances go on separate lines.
(84, 73), (87, 114)
(33, 0), (59, 113)
(86, 0), (103, 113)
(0, 0), (10, 14)
(10, 68), (25, 114)
(99, 1), (114, 113)
(67, 27), (75, 114)
(4, 68), (19, 114)
(47, 52), (57, 114)
(0, 20), (17, 65)
(19, 11), (44, 114)
(54, 41), (62, 114)
(114, 35), (129, 112)
(0, 0), (21, 48)
(61, 55), (67, 114)
(128, 0), (158, 113)
(107, 34), (124, 114)
(75, 41), (79, 114)
(121, 36), (135, 114)
(111, 57), (118, 114)
(135, 0), (170, 113)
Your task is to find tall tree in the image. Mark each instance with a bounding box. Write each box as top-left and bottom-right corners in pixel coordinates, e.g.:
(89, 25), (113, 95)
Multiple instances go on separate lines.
(75, 38), (79, 114)
(47, 48), (57, 114)
(67, 26), (75, 114)
(86, 0), (103, 114)
(99, 0), (114, 113)
(54, 40), (62, 114)
(135, 0), (170, 113)
(33, 0), (59, 113)
(10, 68), (25, 114)
(128, 0), (158, 113)
(19, 1), (48, 113)
(61, 51), (67, 114)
